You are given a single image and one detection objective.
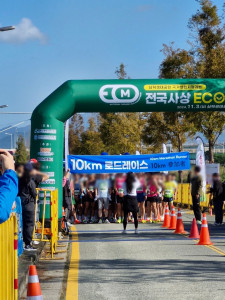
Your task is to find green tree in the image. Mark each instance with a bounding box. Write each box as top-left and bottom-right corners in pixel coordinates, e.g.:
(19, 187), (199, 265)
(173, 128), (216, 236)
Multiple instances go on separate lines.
(80, 117), (105, 154)
(100, 112), (146, 154)
(69, 114), (84, 154)
(145, 43), (197, 157)
(15, 135), (28, 163)
(158, 0), (225, 163)
(187, 0), (225, 162)
(115, 63), (129, 79)
(143, 112), (196, 153)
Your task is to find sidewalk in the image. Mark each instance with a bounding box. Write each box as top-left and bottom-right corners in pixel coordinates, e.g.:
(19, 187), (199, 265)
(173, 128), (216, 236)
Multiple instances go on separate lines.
(20, 237), (70, 300)
(18, 241), (45, 299)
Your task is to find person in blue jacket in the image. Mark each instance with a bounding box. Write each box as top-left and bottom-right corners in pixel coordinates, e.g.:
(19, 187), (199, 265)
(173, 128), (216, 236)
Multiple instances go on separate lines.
(0, 149), (18, 224)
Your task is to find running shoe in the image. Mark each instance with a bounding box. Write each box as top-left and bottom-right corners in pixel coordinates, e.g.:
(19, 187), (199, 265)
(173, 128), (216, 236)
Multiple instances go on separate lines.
(105, 219), (110, 224)
(74, 219), (81, 224)
(24, 245), (37, 252)
(98, 219), (102, 224)
(83, 219), (88, 224)
(138, 219), (142, 223)
(196, 220), (202, 225)
(32, 240), (39, 245)
(117, 218), (122, 224)
(67, 221), (73, 227)
(213, 222), (222, 226)
(122, 230), (127, 234)
(141, 219), (147, 224)
(135, 229), (139, 234)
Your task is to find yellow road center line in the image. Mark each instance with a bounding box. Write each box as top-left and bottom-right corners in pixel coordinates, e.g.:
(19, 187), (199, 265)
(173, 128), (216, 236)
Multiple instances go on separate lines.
(185, 235), (225, 256)
(66, 225), (79, 300)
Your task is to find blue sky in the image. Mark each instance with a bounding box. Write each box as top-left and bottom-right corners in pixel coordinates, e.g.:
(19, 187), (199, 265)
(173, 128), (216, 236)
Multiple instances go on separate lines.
(0, 0), (224, 130)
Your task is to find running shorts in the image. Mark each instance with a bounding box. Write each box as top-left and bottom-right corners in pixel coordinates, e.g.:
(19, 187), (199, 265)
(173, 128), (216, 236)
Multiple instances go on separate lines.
(137, 192), (145, 203)
(163, 197), (173, 203)
(98, 197), (110, 210)
(147, 196), (157, 203)
(157, 197), (162, 204)
(116, 195), (124, 204)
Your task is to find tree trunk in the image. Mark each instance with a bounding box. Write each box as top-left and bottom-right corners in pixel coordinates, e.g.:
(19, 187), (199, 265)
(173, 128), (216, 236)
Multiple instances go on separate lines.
(208, 140), (214, 163)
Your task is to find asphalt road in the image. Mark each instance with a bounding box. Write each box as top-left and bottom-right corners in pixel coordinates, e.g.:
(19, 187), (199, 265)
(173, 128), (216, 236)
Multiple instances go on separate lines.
(74, 211), (225, 300)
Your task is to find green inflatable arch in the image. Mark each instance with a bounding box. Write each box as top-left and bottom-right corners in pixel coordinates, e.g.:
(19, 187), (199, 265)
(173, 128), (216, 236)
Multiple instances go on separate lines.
(31, 79), (225, 217)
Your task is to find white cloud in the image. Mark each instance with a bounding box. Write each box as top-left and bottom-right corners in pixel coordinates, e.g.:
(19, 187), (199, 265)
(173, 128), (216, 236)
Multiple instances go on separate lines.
(0, 18), (46, 44)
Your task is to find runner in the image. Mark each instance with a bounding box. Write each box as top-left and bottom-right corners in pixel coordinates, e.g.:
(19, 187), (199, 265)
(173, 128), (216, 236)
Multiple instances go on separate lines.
(109, 174), (117, 223)
(157, 173), (165, 221)
(95, 174), (111, 223)
(80, 180), (88, 223)
(70, 179), (80, 224)
(163, 174), (177, 210)
(84, 174), (96, 223)
(136, 173), (146, 223)
(114, 173), (125, 224)
(171, 173), (178, 200)
(73, 174), (83, 223)
(146, 173), (159, 223)
(122, 172), (140, 234)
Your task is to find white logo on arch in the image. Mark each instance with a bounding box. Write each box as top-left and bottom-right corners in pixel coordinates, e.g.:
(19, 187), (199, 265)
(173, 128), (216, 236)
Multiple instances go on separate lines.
(99, 84), (141, 104)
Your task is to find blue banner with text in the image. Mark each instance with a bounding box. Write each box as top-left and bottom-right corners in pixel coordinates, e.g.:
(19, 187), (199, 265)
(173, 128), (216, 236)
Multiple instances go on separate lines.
(68, 152), (190, 174)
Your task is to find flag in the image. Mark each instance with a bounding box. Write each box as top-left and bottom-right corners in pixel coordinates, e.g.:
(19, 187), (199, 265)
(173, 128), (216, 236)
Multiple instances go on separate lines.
(196, 137), (207, 202)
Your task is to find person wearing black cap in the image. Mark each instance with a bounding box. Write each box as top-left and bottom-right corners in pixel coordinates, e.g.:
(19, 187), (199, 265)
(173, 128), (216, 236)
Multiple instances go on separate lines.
(18, 163), (37, 250)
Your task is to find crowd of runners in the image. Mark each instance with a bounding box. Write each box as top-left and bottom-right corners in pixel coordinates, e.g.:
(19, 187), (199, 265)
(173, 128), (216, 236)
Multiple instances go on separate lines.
(63, 171), (178, 229)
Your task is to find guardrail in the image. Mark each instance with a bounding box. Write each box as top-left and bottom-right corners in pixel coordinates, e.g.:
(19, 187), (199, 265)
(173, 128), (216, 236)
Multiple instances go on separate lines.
(33, 189), (59, 259)
(0, 214), (18, 300)
(174, 183), (211, 208)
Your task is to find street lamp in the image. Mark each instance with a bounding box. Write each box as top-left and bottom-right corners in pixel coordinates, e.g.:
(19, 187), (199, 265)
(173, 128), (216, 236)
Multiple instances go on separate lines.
(0, 26), (15, 32)
(5, 133), (13, 149)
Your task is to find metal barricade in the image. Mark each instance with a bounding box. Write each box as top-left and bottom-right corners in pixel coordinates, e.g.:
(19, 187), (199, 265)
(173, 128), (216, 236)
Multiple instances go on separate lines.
(33, 189), (59, 259)
(174, 183), (210, 208)
(0, 214), (18, 300)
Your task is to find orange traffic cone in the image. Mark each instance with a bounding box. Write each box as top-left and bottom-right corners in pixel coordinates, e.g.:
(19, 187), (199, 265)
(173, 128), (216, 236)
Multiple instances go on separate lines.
(197, 213), (213, 245)
(27, 265), (43, 300)
(174, 208), (186, 234)
(168, 206), (177, 230)
(189, 218), (200, 239)
(61, 207), (67, 229)
(162, 205), (170, 228)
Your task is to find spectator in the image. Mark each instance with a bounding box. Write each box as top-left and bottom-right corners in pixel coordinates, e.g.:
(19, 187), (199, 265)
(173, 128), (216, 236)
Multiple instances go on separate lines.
(18, 163), (37, 251)
(210, 173), (224, 226)
(29, 159), (49, 188)
(191, 166), (203, 224)
(0, 149), (18, 224)
(15, 163), (24, 178)
(63, 169), (72, 226)
(123, 172), (140, 234)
